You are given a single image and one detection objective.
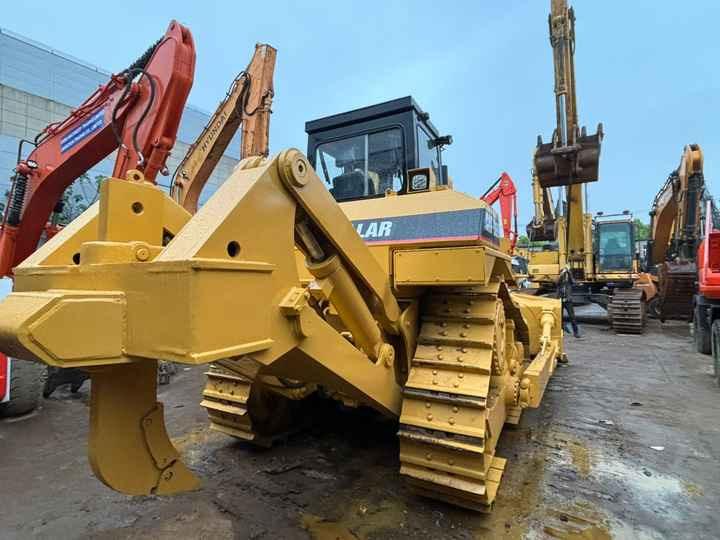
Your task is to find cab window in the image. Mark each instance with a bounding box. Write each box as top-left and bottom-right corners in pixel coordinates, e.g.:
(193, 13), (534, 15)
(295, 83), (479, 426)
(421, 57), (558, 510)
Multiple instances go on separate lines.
(416, 125), (440, 180)
(482, 208), (500, 241)
(597, 222), (633, 271)
(315, 128), (405, 202)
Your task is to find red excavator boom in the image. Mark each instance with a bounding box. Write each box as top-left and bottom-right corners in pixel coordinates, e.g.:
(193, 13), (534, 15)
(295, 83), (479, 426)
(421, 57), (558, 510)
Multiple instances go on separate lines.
(0, 20), (195, 276)
(481, 171), (518, 252)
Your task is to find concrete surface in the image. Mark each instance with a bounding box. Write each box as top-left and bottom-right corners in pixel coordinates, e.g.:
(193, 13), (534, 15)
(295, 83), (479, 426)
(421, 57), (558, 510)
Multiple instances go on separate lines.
(1, 319), (719, 539)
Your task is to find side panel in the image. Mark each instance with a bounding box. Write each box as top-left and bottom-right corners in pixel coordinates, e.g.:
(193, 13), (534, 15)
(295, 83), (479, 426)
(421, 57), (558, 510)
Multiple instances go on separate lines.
(394, 247), (487, 286)
(352, 208), (498, 246)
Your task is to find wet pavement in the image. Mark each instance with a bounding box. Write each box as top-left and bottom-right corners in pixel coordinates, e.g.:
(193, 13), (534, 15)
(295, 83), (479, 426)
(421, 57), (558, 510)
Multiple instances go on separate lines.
(1, 316), (719, 539)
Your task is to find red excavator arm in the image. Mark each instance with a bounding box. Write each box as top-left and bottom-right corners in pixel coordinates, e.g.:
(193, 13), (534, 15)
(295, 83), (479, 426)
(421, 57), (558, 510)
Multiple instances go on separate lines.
(481, 172), (518, 252)
(0, 20), (195, 276)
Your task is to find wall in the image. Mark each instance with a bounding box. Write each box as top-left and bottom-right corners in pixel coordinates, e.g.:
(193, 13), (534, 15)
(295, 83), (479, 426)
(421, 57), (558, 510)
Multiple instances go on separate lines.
(0, 27), (238, 209)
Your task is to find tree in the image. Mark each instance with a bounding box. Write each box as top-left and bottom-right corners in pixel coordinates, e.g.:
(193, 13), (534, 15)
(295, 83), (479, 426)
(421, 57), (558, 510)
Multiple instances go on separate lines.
(516, 235), (530, 247)
(633, 219), (650, 241)
(53, 173), (105, 226)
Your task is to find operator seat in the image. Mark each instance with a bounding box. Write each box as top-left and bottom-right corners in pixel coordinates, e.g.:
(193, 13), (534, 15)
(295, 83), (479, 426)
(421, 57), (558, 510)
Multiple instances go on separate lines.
(330, 170), (375, 200)
(605, 238), (621, 253)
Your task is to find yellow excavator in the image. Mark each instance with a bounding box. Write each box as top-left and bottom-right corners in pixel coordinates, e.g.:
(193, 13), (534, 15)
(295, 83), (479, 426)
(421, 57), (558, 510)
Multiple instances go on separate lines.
(648, 144), (708, 323)
(527, 0), (649, 333)
(0, 92), (563, 512)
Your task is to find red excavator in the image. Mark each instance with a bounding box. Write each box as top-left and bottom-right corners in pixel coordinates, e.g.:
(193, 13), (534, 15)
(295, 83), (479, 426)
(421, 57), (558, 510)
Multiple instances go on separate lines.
(694, 199), (720, 384)
(0, 20), (196, 416)
(481, 171), (518, 253)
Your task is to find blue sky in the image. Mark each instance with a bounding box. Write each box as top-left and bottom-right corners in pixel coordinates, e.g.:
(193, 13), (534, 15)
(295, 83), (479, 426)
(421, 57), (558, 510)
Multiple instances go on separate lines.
(3, 1), (718, 228)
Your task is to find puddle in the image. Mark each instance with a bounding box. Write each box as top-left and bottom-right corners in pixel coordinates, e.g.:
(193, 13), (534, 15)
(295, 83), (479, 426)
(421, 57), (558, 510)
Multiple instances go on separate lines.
(302, 515), (358, 540)
(567, 440), (593, 477)
(593, 459), (683, 497)
(171, 425), (223, 467)
(172, 425), (213, 451)
(547, 431), (594, 477)
(683, 482), (704, 497)
(530, 505), (664, 540)
(535, 507), (611, 540)
(301, 499), (406, 540)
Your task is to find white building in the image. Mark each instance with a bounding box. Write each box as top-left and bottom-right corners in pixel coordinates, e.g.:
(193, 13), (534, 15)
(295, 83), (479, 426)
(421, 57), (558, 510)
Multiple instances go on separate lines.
(0, 27), (238, 209)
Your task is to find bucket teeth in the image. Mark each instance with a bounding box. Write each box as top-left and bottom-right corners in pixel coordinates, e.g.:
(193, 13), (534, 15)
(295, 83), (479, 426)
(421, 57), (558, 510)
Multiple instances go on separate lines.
(398, 286), (518, 511)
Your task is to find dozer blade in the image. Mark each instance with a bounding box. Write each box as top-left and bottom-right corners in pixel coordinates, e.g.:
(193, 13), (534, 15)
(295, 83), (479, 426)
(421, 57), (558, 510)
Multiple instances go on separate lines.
(89, 360), (200, 495)
(534, 130), (602, 188)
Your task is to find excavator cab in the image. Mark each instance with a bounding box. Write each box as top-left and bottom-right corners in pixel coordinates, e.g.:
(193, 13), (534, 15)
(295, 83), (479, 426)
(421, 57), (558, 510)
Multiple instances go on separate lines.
(594, 214), (635, 274)
(306, 97), (450, 202)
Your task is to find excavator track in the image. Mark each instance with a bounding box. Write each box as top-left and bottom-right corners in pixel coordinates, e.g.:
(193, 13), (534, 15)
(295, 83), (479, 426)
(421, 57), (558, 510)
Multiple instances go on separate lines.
(608, 288), (646, 334)
(398, 283), (523, 512)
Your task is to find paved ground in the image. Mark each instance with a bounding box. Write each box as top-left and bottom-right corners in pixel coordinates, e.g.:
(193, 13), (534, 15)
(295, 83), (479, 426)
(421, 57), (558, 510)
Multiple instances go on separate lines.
(1, 315), (719, 539)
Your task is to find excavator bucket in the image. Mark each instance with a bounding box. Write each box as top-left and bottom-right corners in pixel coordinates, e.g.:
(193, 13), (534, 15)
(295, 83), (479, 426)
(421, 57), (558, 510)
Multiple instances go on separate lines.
(534, 128), (602, 188)
(658, 261), (696, 321)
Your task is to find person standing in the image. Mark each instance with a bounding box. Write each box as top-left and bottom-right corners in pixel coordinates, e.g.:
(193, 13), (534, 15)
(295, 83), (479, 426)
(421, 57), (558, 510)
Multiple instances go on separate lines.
(558, 266), (581, 338)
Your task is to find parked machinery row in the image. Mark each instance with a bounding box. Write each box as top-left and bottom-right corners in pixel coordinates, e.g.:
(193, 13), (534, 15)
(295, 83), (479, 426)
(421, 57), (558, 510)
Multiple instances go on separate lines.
(526, 0), (649, 334)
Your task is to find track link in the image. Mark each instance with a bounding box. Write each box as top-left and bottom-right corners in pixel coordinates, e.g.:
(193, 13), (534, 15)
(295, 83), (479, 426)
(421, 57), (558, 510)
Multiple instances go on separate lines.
(201, 365), (274, 447)
(608, 288), (646, 334)
(398, 283), (523, 512)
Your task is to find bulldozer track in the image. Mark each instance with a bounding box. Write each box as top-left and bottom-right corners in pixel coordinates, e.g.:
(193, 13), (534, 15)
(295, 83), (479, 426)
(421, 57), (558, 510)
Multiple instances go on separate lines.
(398, 283), (523, 512)
(608, 288), (646, 334)
(201, 366), (274, 447)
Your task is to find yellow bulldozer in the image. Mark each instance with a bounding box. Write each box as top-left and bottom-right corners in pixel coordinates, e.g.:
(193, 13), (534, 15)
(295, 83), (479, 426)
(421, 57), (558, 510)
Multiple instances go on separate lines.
(0, 95), (563, 512)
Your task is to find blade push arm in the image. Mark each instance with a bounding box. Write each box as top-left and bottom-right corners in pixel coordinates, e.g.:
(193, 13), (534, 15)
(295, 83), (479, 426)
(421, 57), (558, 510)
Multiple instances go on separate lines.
(171, 44), (276, 213)
(0, 21), (195, 276)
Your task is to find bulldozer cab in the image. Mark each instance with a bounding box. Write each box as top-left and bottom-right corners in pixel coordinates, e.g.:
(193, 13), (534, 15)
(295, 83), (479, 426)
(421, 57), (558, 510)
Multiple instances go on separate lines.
(594, 215), (635, 274)
(306, 96), (449, 202)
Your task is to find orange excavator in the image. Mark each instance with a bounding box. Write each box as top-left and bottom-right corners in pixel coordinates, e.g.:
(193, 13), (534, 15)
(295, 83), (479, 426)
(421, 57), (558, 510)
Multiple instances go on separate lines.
(171, 44), (276, 213)
(0, 20), (196, 417)
(481, 171), (518, 253)
(648, 144), (708, 323)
